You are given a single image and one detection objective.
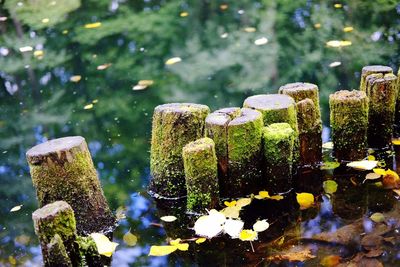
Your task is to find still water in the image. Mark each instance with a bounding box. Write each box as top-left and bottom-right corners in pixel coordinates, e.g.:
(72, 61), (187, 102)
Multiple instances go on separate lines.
(1, 0), (400, 266)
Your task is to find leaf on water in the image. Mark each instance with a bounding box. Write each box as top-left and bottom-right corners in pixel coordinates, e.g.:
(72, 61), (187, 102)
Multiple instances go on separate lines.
(320, 161), (340, 170)
(165, 57), (182, 65)
(393, 189), (400, 196)
(239, 229), (258, 241)
(70, 75), (82, 82)
(220, 206), (240, 219)
(160, 215), (177, 222)
(132, 85), (147, 91)
(97, 63), (111, 70)
(169, 239), (189, 251)
(33, 50), (44, 57)
(364, 173), (381, 182)
(268, 248), (316, 262)
(323, 180), (338, 194)
(148, 245), (177, 256)
(254, 191), (270, 199)
(244, 27), (256, 32)
(373, 168), (386, 176)
(138, 80), (154, 86)
(322, 142), (333, 149)
(10, 205), (22, 212)
(253, 219), (269, 232)
(367, 155), (376, 161)
(90, 233), (118, 257)
(254, 37), (268, 46)
(343, 26), (354, 32)
(179, 12), (189, 17)
(123, 231), (137, 246)
(392, 139), (400, 146)
(320, 255), (341, 267)
(296, 193), (314, 210)
(223, 219), (244, 238)
(224, 200), (237, 207)
(84, 104), (93, 110)
(84, 22), (102, 29)
(370, 213), (385, 223)
(382, 170), (400, 189)
(236, 198), (252, 208)
(19, 46), (33, 53)
(195, 237), (206, 244)
(347, 160), (378, 170)
(194, 210), (225, 238)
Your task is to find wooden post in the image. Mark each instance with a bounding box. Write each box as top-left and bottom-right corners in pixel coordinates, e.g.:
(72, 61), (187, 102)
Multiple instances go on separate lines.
(329, 90), (369, 161)
(150, 103), (210, 198)
(279, 82), (322, 165)
(26, 136), (116, 235)
(183, 137), (219, 212)
(365, 73), (397, 148)
(32, 201), (78, 267)
(396, 68), (400, 136)
(243, 94), (299, 164)
(359, 65), (393, 91)
(262, 123), (295, 193)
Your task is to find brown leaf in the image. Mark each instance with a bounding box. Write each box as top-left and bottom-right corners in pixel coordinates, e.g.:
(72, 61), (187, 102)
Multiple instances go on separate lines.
(361, 234), (383, 251)
(267, 248), (315, 262)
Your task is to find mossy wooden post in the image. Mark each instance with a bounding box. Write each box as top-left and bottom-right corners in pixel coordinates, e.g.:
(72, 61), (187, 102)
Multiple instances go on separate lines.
(26, 136), (115, 235)
(227, 108), (263, 196)
(329, 90), (369, 161)
(243, 94), (299, 164)
(32, 201), (78, 267)
(262, 123), (295, 192)
(150, 103), (210, 198)
(365, 73), (398, 148)
(182, 137), (219, 212)
(279, 82), (322, 165)
(205, 107), (240, 195)
(395, 68), (400, 135)
(359, 65), (393, 91)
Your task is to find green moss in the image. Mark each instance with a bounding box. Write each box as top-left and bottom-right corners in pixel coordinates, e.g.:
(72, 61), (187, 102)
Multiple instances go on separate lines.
(360, 65), (393, 91)
(46, 234), (73, 266)
(262, 123), (295, 164)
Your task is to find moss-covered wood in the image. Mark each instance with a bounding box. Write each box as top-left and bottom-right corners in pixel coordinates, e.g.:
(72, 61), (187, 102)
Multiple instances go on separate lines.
(329, 90), (369, 161)
(243, 94), (299, 164)
(262, 123), (295, 193)
(182, 137), (219, 212)
(32, 201), (79, 267)
(149, 103), (210, 198)
(365, 73), (397, 148)
(26, 136), (116, 235)
(396, 68), (400, 135)
(227, 108), (263, 196)
(359, 65), (393, 91)
(279, 83), (322, 165)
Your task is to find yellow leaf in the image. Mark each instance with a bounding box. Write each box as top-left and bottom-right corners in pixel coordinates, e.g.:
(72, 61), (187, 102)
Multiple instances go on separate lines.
(343, 26), (354, 32)
(195, 237), (206, 244)
(33, 50), (44, 57)
(370, 212), (385, 223)
(84, 22), (102, 29)
(244, 27), (256, 33)
(179, 12), (189, 17)
(239, 229), (257, 241)
(253, 220), (269, 232)
(223, 219), (244, 238)
(367, 155), (376, 161)
(220, 206), (240, 219)
(84, 104), (93, 110)
(323, 180), (338, 194)
(321, 255), (341, 267)
(10, 205), (23, 212)
(70, 75), (82, 82)
(90, 233), (118, 257)
(320, 161), (340, 170)
(97, 63), (111, 70)
(296, 193), (314, 210)
(392, 139), (400, 145)
(220, 4), (228, 10)
(385, 170), (399, 180)
(334, 3), (342, 8)
(160, 215), (177, 222)
(123, 231), (137, 246)
(373, 168), (386, 176)
(169, 238), (181, 246)
(393, 189), (400, 196)
(365, 173), (381, 182)
(269, 195), (284, 201)
(224, 200), (237, 207)
(165, 57), (182, 65)
(236, 198), (252, 208)
(148, 245), (177, 256)
(254, 37), (268, 46)
(259, 191), (270, 198)
(346, 160), (377, 170)
(175, 243), (189, 251)
(138, 80), (154, 86)
(132, 84), (147, 91)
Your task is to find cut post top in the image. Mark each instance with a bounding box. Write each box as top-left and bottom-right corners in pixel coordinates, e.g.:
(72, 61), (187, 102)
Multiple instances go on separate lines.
(206, 107), (262, 127)
(366, 72), (397, 85)
(183, 137), (215, 154)
(278, 82), (318, 96)
(214, 107), (241, 119)
(229, 108), (262, 126)
(243, 94), (295, 111)
(329, 90), (367, 104)
(154, 103), (210, 115)
(263, 123), (294, 141)
(362, 65), (393, 76)
(32, 201), (74, 221)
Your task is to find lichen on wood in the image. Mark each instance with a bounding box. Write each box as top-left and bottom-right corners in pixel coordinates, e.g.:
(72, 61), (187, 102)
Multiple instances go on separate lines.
(359, 65), (393, 92)
(329, 90), (369, 161)
(149, 103), (210, 198)
(396, 68), (400, 135)
(182, 137), (219, 212)
(365, 73), (397, 148)
(262, 123), (295, 192)
(26, 136), (116, 235)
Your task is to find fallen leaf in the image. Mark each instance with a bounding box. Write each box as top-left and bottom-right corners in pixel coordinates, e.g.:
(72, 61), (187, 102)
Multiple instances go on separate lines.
(84, 22), (102, 29)
(138, 80), (154, 86)
(90, 233), (118, 257)
(195, 238), (206, 244)
(343, 26), (354, 32)
(323, 180), (338, 194)
(269, 195), (284, 201)
(296, 193), (314, 210)
(194, 210), (225, 238)
(169, 239), (189, 251)
(347, 160), (378, 170)
(367, 155), (376, 161)
(320, 255), (341, 267)
(123, 231), (137, 246)
(70, 75), (82, 82)
(239, 229), (258, 241)
(364, 173), (381, 182)
(322, 142), (333, 149)
(97, 63), (111, 70)
(373, 168), (386, 176)
(160, 216), (177, 222)
(220, 206), (240, 219)
(236, 198), (252, 208)
(224, 200), (237, 207)
(382, 169), (400, 188)
(253, 220), (269, 232)
(370, 213), (385, 223)
(393, 189), (400, 196)
(223, 219), (244, 238)
(165, 57), (181, 65)
(392, 139), (400, 145)
(148, 245), (177, 256)
(268, 248), (316, 262)
(19, 46), (33, 52)
(10, 205), (23, 212)
(84, 104), (93, 110)
(132, 84), (147, 91)
(320, 161), (340, 170)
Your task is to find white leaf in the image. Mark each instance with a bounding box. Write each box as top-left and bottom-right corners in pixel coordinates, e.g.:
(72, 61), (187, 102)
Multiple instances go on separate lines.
(253, 219), (270, 232)
(194, 215), (224, 238)
(347, 160), (378, 170)
(160, 215), (177, 222)
(223, 219), (244, 238)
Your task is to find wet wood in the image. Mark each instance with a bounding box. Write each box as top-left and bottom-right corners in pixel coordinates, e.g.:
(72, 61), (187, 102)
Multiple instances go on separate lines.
(359, 65), (393, 92)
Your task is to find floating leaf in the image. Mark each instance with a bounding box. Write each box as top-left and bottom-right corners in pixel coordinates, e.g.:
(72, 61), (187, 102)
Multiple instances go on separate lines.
(70, 75), (82, 82)
(253, 220), (269, 232)
(254, 37), (268, 46)
(392, 139), (400, 145)
(364, 173), (381, 182)
(84, 22), (102, 29)
(220, 206), (240, 219)
(223, 219), (244, 238)
(138, 80), (154, 86)
(165, 57), (182, 65)
(321, 255), (341, 267)
(97, 63), (111, 70)
(239, 229), (258, 241)
(244, 27), (256, 32)
(194, 210), (225, 238)
(367, 155), (376, 161)
(254, 191), (270, 199)
(132, 85), (147, 91)
(33, 50), (44, 57)
(373, 168), (386, 176)
(10, 205), (22, 212)
(236, 198), (252, 208)
(296, 193), (314, 210)
(329, 62), (341, 68)
(343, 26), (354, 32)
(90, 233), (118, 257)
(195, 238), (206, 244)
(268, 248), (316, 262)
(393, 189), (400, 196)
(322, 142), (334, 149)
(370, 213), (385, 223)
(169, 239), (189, 251)
(123, 231), (137, 246)
(179, 12), (189, 17)
(160, 216), (177, 222)
(320, 161), (340, 170)
(347, 160), (377, 170)
(148, 245), (177, 256)
(19, 46), (33, 52)
(382, 170), (400, 189)
(224, 200), (237, 207)
(84, 104), (93, 110)
(323, 180), (338, 194)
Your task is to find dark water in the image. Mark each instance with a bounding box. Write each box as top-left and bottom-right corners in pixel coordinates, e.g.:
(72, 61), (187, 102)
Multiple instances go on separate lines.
(0, 1), (400, 266)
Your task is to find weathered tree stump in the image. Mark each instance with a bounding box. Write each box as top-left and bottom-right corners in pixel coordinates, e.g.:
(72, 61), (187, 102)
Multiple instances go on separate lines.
(262, 123), (295, 193)
(182, 137), (219, 212)
(205, 107), (240, 193)
(243, 94), (299, 164)
(329, 90), (369, 161)
(359, 65), (393, 91)
(279, 83), (322, 165)
(26, 136), (116, 235)
(365, 73), (398, 148)
(32, 201), (78, 267)
(150, 103), (210, 198)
